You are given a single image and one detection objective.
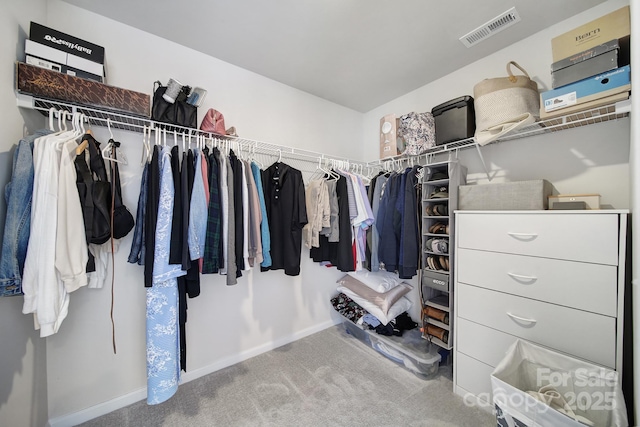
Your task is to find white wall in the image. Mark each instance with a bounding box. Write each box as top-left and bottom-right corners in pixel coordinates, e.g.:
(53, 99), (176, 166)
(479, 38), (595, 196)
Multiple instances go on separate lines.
(363, 0), (631, 210)
(0, 2), (49, 427)
(38, 0), (364, 423)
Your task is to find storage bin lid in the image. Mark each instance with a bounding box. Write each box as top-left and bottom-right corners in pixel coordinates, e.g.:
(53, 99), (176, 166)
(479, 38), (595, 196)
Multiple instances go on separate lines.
(375, 329), (442, 364)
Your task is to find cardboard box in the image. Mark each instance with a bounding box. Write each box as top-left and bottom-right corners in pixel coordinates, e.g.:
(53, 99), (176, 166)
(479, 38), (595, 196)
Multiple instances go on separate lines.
(379, 114), (403, 158)
(26, 39), (104, 77)
(540, 90), (628, 120)
(26, 55), (103, 83)
(16, 62), (149, 117)
(551, 37), (630, 89)
(549, 194), (600, 210)
(551, 6), (630, 63)
(541, 65), (630, 114)
(459, 180), (555, 210)
(30, 22), (105, 64)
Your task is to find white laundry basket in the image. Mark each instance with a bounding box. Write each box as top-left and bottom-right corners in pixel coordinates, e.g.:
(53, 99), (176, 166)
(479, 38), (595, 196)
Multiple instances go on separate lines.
(491, 339), (628, 427)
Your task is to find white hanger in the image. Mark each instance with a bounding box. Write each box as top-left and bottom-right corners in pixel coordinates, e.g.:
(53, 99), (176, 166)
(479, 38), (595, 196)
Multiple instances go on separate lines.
(141, 125), (151, 165)
(103, 140), (127, 164)
(102, 118), (128, 164)
(56, 110), (65, 131)
(106, 118), (114, 140)
(48, 108), (56, 131)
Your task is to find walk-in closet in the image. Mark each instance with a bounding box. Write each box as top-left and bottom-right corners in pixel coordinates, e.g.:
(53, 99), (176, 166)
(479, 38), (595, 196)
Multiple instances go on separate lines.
(1, 1), (637, 426)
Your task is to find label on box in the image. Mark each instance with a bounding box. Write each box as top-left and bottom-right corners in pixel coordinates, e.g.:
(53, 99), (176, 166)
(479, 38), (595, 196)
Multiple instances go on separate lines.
(551, 6), (629, 62)
(30, 22), (105, 64)
(544, 92), (577, 112)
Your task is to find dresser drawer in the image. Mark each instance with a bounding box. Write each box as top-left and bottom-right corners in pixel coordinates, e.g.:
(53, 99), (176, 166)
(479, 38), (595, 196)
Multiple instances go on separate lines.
(457, 284), (616, 368)
(455, 352), (494, 404)
(456, 213), (619, 265)
(457, 318), (521, 368)
(456, 248), (618, 316)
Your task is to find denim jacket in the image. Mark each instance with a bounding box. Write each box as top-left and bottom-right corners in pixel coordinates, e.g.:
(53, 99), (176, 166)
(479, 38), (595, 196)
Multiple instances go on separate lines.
(0, 129), (52, 296)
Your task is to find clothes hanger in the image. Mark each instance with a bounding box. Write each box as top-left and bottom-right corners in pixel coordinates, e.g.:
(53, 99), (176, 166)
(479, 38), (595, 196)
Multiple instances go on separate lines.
(57, 111), (83, 149)
(48, 107), (57, 132)
(140, 125), (152, 165)
(250, 142), (265, 169)
(101, 119), (128, 164)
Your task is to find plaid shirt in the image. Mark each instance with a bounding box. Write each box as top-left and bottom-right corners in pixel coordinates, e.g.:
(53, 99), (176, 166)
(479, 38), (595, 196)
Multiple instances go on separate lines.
(202, 150), (222, 274)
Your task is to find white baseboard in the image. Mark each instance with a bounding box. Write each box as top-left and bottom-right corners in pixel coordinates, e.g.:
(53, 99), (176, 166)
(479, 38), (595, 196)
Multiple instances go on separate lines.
(47, 387), (147, 427)
(48, 320), (339, 427)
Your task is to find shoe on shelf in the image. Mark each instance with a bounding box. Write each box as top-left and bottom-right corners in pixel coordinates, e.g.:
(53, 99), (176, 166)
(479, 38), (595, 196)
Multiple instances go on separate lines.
(429, 186), (449, 199)
(433, 204), (448, 216)
(428, 171), (448, 181)
(428, 222), (448, 234)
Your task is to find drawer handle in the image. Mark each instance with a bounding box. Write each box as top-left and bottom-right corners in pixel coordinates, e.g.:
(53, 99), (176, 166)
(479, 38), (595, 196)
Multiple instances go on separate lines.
(507, 232), (538, 241)
(506, 312), (537, 325)
(507, 272), (538, 283)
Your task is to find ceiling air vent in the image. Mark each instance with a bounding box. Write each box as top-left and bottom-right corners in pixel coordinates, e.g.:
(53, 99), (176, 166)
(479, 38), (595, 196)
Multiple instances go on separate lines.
(459, 7), (521, 48)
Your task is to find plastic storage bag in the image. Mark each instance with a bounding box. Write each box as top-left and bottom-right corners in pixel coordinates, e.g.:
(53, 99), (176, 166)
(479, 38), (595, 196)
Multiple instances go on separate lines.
(491, 339), (627, 427)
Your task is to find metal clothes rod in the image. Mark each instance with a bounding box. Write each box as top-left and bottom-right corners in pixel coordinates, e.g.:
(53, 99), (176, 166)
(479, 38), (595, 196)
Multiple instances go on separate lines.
(17, 94), (369, 171)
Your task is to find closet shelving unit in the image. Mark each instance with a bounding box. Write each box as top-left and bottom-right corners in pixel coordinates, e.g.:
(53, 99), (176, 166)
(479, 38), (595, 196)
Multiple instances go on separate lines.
(420, 160), (466, 351)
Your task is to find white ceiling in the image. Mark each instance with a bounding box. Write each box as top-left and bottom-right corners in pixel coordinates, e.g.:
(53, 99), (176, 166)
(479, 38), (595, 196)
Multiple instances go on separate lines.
(61, 0), (607, 112)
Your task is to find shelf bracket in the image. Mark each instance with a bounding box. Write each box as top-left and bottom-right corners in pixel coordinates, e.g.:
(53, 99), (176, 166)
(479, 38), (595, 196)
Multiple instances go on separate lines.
(473, 141), (492, 181)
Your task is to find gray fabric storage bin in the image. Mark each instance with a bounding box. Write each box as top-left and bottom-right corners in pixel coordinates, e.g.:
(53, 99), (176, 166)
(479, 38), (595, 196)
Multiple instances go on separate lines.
(458, 180), (554, 210)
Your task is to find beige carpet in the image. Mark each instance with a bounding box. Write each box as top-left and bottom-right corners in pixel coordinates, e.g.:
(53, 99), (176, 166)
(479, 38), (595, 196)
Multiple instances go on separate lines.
(79, 325), (495, 427)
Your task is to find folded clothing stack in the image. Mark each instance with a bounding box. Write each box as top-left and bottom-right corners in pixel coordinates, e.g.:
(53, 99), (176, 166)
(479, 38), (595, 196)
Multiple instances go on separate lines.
(334, 271), (414, 326)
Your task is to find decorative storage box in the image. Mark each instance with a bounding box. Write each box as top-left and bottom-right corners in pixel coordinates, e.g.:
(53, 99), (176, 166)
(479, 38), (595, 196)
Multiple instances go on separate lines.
(458, 180), (555, 210)
(431, 96), (475, 146)
(16, 61), (150, 117)
(379, 113), (402, 158)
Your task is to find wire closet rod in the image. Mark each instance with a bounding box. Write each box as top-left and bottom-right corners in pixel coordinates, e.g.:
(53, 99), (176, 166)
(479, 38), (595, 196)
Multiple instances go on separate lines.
(20, 94), (370, 169)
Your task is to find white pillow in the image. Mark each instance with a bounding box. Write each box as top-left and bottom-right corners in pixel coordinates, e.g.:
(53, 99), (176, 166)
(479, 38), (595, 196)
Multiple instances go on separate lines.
(337, 275), (412, 315)
(345, 270), (402, 293)
(337, 285), (412, 326)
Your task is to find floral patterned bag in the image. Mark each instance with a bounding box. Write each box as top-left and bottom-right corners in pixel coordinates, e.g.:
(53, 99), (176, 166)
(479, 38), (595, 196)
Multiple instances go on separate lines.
(397, 112), (436, 156)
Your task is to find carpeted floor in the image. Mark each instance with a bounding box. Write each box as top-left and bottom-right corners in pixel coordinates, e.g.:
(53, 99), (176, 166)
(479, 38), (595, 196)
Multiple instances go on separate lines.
(79, 325), (495, 427)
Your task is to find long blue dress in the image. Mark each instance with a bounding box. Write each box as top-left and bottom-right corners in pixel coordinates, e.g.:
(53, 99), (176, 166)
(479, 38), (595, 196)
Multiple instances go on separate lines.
(146, 146), (186, 405)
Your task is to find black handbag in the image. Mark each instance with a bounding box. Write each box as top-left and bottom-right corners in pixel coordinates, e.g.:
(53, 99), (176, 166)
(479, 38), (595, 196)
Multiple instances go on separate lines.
(151, 81), (198, 128)
(75, 134), (112, 245)
(108, 141), (135, 239)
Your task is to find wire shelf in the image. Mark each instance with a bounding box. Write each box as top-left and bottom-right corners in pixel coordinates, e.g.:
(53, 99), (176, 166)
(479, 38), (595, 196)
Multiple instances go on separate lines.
(370, 99), (631, 166)
(17, 93), (631, 171)
(16, 93), (369, 174)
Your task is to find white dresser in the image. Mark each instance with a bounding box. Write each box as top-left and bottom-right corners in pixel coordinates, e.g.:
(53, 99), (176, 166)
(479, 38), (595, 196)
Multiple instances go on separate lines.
(453, 210), (628, 406)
